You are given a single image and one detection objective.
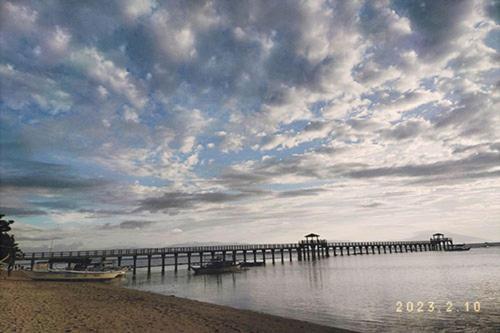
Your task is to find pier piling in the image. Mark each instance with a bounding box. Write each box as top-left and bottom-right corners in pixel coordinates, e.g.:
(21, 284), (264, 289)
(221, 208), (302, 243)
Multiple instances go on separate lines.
(161, 253), (165, 274)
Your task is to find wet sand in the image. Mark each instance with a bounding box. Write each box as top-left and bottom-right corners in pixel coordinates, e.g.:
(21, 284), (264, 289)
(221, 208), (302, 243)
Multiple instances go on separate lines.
(0, 272), (351, 333)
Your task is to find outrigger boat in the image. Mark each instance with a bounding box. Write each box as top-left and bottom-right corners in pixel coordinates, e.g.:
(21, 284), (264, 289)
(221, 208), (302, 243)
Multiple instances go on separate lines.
(190, 257), (241, 275)
(23, 269), (124, 281)
(23, 258), (127, 281)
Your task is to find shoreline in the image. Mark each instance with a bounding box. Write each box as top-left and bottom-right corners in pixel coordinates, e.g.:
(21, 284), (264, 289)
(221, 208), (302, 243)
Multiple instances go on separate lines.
(1, 272), (353, 333)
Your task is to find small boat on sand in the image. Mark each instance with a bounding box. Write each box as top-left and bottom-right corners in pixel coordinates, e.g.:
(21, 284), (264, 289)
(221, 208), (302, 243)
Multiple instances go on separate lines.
(23, 269), (124, 281)
(23, 259), (126, 281)
(190, 257), (241, 275)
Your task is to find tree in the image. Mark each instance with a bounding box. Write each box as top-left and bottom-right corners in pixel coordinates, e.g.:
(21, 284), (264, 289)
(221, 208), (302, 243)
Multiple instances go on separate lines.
(0, 214), (22, 276)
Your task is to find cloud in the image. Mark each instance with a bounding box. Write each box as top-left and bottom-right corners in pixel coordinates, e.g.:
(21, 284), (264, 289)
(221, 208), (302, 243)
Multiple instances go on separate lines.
(392, 0), (473, 61)
(278, 188), (326, 198)
(347, 152), (500, 180)
(360, 202), (383, 208)
(452, 142), (500, 155)
(120, 0), (156, 21)
(15, 235), (64, 242)
(137, 191), (251, 213)
(150, 9), (197, 61)
(0, 207), (47, 216)
(260, 120), (337, 151)
(0, 64), (73, 113)
(432, 90), (498, 138)
(0, 2), (37, 33)
(102, 220), (156, 230)
(70, 47), (147, 109)
(1, 0), (499, 246)
(381, 120), (427, 140)
(11, 224), (66, 242)
(0, 159), (106, 190)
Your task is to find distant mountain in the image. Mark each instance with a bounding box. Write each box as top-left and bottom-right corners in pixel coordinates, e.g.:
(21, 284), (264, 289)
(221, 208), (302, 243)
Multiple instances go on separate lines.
(169, 241), (247, 247)
(407, 231), (490, 243)
(18, 241), (249, 253)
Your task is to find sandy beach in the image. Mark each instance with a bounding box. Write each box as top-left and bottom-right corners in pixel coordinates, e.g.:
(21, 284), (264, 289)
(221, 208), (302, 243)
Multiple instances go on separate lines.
(0, 272), (350, 333)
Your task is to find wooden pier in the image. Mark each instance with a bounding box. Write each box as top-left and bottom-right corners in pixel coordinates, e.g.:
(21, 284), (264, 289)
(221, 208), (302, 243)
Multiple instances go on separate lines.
(17, 233), (454, 276)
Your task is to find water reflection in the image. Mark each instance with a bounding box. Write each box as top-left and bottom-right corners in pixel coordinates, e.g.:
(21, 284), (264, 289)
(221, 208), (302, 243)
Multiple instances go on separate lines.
(305, 260), (324, 290)
(122, 248), (500, 332)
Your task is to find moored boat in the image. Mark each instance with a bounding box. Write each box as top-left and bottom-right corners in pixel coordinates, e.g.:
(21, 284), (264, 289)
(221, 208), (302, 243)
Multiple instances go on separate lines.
(190, 257), (241, 275)
(447, 244), (471, 251)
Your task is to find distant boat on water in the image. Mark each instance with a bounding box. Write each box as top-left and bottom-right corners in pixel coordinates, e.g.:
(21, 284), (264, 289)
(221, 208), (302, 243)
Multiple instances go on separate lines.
(447, 244), (471, 251)
(190, 257), (241, 274)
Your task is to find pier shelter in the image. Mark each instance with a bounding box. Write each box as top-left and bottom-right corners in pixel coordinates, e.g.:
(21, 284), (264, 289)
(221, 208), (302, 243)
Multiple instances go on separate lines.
(430, 233), (453, 250)
(298, 233), (328, 260)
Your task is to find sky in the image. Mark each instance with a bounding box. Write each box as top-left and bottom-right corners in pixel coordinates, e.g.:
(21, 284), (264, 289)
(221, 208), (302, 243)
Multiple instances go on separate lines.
(0, 0), (499, 251)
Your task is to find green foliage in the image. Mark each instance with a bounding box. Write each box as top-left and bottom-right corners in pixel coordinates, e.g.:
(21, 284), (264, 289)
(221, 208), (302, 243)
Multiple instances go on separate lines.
(0, 214), (22, 273)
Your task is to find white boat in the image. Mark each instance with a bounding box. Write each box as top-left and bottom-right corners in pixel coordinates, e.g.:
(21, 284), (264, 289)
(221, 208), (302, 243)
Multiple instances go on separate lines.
(23, 269), (124, 281)
(23, 259), (126, 281)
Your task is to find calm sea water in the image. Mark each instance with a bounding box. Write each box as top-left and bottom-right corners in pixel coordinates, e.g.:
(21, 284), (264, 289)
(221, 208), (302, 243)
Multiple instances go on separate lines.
(122, 248), (500, 332)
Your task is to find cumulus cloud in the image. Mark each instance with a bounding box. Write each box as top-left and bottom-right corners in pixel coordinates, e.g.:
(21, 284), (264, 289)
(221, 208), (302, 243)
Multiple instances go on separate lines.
(1, 0), (499, 246)
(70, 47), (147, 109)
(121, 0), (156, 21)
(0, 2), (37, 33)
(0, 64), (73, 113)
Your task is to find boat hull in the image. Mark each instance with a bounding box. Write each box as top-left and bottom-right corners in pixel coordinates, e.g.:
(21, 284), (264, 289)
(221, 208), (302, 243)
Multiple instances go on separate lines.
(23, 269), (123, 281)
(240, 262), (265, 267)
(447, 244), (471, 251)
(191, 265), (241, 275)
